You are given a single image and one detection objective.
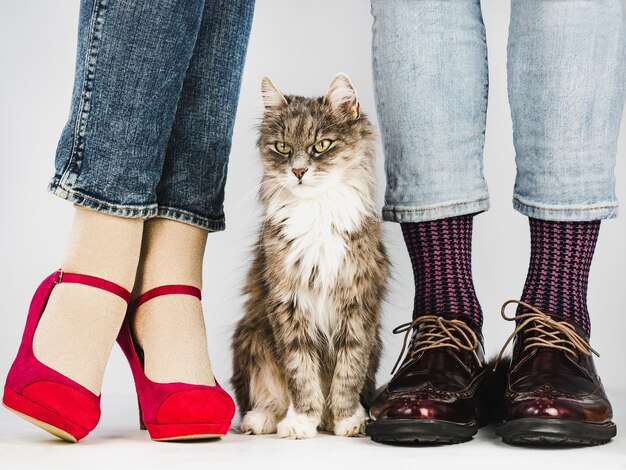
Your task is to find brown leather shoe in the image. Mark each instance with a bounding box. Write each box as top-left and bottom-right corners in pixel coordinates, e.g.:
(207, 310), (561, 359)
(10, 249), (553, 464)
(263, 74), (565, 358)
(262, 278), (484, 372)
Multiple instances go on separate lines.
(495, 300), (616, 446)
(366, 316), (490, 444)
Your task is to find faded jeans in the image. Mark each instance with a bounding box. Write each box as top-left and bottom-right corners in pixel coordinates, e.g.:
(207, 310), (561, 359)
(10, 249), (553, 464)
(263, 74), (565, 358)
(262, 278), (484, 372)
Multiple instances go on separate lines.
(49, 0), (255, 231)
(371, 0), (626, 222)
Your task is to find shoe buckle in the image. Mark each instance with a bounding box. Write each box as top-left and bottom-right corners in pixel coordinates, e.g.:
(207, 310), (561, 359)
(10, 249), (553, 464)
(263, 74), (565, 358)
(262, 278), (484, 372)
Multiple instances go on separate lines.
(54, 269), (64, 284)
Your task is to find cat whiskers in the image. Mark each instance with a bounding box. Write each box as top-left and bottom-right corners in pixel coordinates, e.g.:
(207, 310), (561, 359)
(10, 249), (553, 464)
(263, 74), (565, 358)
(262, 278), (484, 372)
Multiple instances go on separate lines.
(231, 175), (274, 214)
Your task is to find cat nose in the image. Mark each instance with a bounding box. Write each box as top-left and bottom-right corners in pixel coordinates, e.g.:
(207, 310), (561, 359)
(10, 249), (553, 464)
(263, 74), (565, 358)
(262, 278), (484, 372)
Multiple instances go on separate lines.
(291, 167), (308, 180)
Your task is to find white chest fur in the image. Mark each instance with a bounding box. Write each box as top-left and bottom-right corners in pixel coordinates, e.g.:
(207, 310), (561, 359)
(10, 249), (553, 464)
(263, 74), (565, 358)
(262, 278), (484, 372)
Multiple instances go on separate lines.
(267, 183), (369, 339)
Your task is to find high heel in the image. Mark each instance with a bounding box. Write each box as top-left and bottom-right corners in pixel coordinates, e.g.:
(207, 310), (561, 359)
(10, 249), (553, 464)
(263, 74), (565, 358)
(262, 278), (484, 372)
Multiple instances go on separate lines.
(117, 285), (235, 441)
(3, 270), (131, 442)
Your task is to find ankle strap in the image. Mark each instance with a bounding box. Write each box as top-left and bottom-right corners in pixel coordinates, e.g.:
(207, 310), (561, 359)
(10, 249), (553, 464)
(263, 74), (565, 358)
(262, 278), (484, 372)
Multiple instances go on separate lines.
(132, 285), (202, 310)
(54, 269), (132, 304)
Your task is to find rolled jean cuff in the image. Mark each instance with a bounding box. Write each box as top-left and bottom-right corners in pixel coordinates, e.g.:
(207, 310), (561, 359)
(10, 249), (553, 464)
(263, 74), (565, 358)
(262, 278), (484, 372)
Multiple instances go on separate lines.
(48, 178), (225, 232)
(155, 207), (224, 232)
(512, 195), (619, 222)
(382, 195), (490, 223)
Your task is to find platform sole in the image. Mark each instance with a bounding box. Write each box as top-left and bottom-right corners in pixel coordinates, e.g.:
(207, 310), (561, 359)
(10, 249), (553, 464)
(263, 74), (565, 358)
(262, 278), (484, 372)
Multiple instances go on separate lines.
(144, 421), (230, 441)
(3, 386), (88, 442)
(496, 418), (616, 446)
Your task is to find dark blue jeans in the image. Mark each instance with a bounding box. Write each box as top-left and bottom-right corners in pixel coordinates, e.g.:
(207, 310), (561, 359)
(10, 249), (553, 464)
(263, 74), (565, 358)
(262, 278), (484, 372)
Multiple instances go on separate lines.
(48, 0), (255, 231)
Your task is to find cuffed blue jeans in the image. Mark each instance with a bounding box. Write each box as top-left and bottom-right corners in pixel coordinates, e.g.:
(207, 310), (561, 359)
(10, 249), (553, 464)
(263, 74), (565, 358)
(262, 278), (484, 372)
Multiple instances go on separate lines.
(49, 0), (255, 231)
(372, 0), (626, 222)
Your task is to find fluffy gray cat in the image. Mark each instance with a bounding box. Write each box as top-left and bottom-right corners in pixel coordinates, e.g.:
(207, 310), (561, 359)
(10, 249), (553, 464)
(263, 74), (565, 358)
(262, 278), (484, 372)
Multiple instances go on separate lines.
(232, 74), (389, 439)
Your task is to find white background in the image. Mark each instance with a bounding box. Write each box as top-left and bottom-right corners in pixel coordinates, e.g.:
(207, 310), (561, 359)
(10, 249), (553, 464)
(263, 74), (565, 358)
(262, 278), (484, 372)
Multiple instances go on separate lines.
(1, 1), (625, 468)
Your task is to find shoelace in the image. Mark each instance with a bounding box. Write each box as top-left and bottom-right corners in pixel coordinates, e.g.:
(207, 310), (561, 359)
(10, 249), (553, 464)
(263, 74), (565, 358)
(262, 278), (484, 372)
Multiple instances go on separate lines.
(391, 315), (480, 375)
(493, 299), (599, 371)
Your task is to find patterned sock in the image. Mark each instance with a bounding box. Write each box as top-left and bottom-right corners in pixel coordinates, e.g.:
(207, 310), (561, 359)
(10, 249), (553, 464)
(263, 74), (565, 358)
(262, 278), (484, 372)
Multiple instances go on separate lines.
(519, 218), (600, 336)
(401, 215), (482, 326)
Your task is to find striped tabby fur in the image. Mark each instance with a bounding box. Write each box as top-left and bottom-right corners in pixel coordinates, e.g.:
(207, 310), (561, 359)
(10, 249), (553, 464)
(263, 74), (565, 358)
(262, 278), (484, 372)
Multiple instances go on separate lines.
(232, 74), (389, 439)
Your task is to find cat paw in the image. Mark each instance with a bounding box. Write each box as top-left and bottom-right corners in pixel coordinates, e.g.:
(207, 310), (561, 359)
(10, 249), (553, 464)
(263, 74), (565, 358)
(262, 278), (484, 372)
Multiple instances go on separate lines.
(277, 413), (318, 439)
(241, 409), (277, 435)
(334, 406), (367, 437)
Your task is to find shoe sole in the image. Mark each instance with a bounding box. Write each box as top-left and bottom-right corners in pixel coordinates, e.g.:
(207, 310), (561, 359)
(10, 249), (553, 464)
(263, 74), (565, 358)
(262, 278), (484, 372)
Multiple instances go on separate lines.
(3, 387), (84, 442)
(365, 419), (477, 445)
(153, 433), (224, 442)
(496, 418), (616, 446)
(144, 421), (230, 441)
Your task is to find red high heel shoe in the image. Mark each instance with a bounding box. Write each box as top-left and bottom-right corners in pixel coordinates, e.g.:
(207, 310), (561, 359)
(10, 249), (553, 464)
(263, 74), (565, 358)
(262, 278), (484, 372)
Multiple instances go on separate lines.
(117, 285), (235, 441)
(3, 270), (131, 442)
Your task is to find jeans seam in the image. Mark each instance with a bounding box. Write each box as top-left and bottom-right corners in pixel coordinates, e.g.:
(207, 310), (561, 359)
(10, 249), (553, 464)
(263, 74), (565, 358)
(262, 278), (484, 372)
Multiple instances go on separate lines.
(384, 196), (490, 213)
(49, 179), (226, 231)
(49, 178), (158, 215)
(58, 0), (108, 189)
(156, 206), (225, 232)
(512, 195), (618, 212)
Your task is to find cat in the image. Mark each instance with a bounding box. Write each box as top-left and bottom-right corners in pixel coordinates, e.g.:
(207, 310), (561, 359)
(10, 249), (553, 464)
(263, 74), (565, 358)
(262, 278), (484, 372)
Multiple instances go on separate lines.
(231, 73), (389, 439)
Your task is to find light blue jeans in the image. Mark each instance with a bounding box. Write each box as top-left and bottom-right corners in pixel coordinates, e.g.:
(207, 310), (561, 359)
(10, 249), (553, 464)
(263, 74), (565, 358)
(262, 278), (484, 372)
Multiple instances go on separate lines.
(371, 0), (626, 222)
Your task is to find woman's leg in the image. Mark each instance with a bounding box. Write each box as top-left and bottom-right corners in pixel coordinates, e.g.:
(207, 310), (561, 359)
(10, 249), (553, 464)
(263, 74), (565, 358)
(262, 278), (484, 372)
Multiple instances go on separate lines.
(132, 0), (255, 384)
(33, 0), (207, 396)
(155, 0), (255, 231)
(132, 219), (213, 385)
(501, 0), (626, 445)
(49, 0), (206, 215)
(33, 207), (142, 395)
(368, 0), (489, 445)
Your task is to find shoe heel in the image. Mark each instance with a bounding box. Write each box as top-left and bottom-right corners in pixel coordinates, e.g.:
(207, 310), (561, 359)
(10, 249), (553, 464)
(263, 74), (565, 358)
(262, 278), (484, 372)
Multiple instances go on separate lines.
(138, 397), (146, 430)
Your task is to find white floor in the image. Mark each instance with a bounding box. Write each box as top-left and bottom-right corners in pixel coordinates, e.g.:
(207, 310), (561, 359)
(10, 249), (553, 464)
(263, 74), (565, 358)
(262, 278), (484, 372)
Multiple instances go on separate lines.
(1, 393), (625, 470)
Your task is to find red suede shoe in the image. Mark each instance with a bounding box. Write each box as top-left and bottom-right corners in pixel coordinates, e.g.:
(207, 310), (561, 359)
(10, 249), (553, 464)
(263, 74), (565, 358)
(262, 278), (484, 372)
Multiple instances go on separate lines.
(117, 285), (235, 441)
(3, 270), (131, 442)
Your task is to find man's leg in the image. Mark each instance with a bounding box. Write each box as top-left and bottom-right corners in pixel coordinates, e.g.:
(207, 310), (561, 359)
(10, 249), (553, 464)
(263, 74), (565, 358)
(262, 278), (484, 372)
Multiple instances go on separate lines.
(499, 0), (626, 445)
(367, 0), (490, 445)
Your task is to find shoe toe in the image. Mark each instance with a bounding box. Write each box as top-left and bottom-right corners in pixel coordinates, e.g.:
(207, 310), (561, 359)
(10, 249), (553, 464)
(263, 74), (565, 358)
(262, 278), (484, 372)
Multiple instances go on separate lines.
(156, 388), (235, 424)
(21, 381), (100, 431)
(507, 396), (608, 422)
(371, 395), (474, 423)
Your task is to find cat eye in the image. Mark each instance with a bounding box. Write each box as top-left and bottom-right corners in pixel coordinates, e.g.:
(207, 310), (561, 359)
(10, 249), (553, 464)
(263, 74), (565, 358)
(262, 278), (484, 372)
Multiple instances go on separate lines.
(274, 142), (292, 155)
(313, 139), (333, 154)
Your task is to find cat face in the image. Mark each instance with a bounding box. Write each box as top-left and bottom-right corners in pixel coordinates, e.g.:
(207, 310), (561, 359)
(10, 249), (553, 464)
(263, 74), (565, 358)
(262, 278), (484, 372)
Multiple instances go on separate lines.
(258, 74), (371, 199)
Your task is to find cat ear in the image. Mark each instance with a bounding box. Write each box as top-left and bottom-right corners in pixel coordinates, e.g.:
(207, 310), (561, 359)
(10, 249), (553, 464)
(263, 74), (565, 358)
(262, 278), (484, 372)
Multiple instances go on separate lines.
(325, 73), (360, 120)
(261, 76), (287, 111)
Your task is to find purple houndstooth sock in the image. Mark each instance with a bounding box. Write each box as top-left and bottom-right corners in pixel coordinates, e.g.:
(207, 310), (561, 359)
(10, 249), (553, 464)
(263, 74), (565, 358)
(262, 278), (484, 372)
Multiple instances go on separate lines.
(518, 218), (600, 336)
(401, 215), (483, 326)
